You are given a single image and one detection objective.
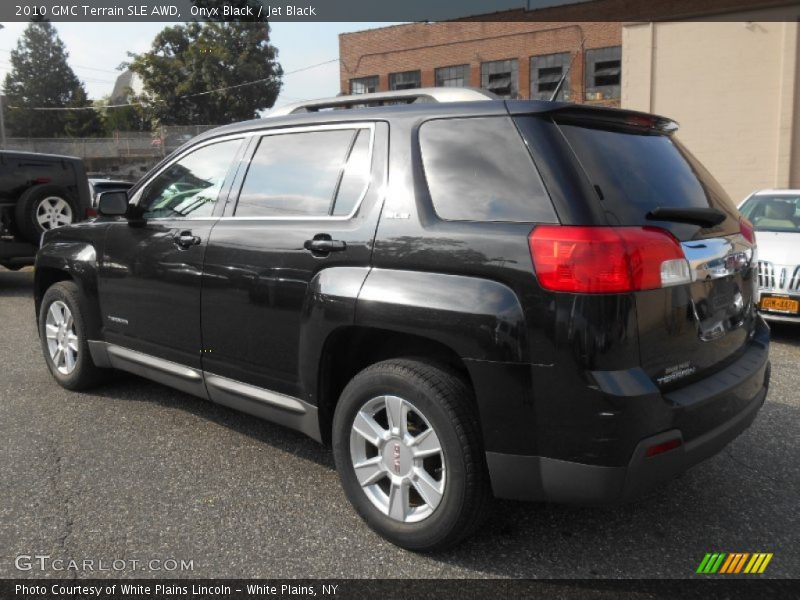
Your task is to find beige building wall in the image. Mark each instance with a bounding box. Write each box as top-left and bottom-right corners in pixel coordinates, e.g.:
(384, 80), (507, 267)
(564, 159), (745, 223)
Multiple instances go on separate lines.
(622, 12), (800, 203)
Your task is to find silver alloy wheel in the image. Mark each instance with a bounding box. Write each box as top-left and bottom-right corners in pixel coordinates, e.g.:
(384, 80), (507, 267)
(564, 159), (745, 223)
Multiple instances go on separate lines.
(36, 196), (73, 230)
(45, 300), (79, 375)
(349, 395), (446, 523)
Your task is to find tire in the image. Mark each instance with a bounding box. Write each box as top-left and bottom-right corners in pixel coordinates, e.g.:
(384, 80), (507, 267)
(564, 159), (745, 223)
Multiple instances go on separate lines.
(38, 281), (106, 390)
(15, 185), (77, 243)
(332, 358), (490, 551)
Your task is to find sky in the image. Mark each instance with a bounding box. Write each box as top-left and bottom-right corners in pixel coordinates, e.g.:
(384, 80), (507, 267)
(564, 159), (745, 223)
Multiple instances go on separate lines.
(0, 21), (394, 108)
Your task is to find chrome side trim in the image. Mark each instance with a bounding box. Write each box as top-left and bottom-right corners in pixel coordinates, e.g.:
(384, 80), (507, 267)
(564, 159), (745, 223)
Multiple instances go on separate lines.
(129, 122), (380, 223)
(90, 342), (208, 399)
(681, 233), (753, 282)
(222, 122), (376, 221)
(86, 342), (321, 441)
(106, 344), (203, 381)
(205, 372), (321, 441)
(205, 373), (306, 414)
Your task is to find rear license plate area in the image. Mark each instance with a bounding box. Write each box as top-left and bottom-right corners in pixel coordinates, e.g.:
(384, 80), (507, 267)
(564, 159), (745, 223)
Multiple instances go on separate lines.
(760, 295), (799, 313)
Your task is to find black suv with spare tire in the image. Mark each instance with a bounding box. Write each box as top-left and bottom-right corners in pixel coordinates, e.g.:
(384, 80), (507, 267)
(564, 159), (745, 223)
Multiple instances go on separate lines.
(1, 150), (92, 270)
(34, 88), (770, 550)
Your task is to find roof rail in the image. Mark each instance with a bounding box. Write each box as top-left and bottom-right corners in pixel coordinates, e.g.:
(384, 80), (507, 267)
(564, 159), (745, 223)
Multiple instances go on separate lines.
(269, 87), (498, 117)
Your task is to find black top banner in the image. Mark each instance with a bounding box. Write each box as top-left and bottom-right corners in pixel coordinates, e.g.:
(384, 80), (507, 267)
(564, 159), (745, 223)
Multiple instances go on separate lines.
(1, 0), (798, 22)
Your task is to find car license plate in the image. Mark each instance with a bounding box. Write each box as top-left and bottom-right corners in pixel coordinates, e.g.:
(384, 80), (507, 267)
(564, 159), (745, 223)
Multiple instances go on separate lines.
(760, 296), (800, 313)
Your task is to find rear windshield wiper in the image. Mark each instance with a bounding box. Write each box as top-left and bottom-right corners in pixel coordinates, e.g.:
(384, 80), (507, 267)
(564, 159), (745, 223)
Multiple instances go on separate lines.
(646, 206), (727, 228)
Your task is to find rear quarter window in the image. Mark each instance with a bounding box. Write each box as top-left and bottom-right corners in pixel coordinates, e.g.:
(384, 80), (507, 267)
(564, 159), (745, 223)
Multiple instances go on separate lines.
(419, 116), (558, 223)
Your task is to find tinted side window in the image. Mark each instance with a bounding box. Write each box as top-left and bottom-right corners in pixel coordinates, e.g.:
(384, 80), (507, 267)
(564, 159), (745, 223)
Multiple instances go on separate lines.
(332, 129), (371, 216)
(139, 139), (241, 219)
(419, 117), (557, 223)
(235, 128), (368, 218)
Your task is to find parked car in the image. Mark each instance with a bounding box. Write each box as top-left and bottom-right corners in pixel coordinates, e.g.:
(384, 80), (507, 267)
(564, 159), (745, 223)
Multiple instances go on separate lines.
(34, 88), (770, 551)
(0, 150), (92, 270)
(739, 189), (800, 322)
(88, 178), (135, 207)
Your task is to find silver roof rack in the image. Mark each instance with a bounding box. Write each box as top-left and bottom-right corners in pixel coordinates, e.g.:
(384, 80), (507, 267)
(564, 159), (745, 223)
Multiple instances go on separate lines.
(269, 87), (498, 117)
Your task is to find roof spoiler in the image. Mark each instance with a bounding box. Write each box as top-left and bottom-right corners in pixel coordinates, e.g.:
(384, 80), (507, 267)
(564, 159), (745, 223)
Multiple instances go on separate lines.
(507, 102), (679, 133)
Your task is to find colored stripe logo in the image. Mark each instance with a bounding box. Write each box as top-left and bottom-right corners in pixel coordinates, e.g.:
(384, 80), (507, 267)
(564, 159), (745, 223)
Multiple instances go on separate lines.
(696, 553), (773, 574)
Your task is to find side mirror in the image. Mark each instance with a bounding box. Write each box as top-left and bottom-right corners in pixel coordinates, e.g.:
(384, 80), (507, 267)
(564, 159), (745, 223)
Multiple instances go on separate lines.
(97, 191), (129, 217)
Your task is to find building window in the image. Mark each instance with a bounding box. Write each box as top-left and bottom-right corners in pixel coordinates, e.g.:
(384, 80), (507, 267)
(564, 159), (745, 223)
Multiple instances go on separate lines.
(585, 46), (621, 100)
(350, 76), (378, 95)
(530, 52), (571, 101)
(389, 70), (421, 90)
(481, 59), (518, 99)
(435, 64), (470, 88)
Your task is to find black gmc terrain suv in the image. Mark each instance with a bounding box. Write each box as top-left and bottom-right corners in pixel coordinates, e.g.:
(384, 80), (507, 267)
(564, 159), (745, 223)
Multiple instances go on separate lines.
(35, 88), (770, 550)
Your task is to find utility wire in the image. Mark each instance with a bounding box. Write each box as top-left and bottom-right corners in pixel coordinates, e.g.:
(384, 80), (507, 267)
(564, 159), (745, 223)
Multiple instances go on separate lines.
(5, 58), (339, 111)
(0, 48), (122, 74)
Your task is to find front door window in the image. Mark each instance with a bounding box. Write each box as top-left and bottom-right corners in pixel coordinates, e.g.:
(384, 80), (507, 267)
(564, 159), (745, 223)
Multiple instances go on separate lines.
(138, 139), (242, 219)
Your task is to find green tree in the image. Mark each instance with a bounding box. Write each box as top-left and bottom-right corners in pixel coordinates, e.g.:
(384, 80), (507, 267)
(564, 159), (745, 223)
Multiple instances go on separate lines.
(3, 21), (103, 137)
(127, 19), (282, 126)
(64, 85), (105, 137)
(94, 95), (152, 134)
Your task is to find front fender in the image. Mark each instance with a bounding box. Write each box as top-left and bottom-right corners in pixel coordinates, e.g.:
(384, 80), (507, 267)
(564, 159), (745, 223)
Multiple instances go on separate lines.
(35, 239), (102, 339)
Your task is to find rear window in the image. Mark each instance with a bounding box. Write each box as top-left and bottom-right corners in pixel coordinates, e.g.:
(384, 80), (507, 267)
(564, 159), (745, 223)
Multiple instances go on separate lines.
(556, 121), (737, 226)
(419, 116), (558, 223)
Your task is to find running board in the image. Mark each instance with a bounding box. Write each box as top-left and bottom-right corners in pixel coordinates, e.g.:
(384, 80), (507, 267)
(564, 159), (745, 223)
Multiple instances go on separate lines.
(89, 341), (207, 398)
(87, 341), (321, 442)
(205, 373), (320, 441)
(205, 374), (306, 414)
(107, 344), (203, 381)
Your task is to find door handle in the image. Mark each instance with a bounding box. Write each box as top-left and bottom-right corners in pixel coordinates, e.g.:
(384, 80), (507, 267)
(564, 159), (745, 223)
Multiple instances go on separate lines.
(304, 237), (346, 254)
(174, 231), (201, 249)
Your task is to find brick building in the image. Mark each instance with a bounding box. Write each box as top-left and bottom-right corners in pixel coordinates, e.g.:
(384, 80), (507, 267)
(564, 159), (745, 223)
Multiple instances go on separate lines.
(340, 22), (623, 106)
(339, 0), (800, 202)
(338, 0), (797, 107)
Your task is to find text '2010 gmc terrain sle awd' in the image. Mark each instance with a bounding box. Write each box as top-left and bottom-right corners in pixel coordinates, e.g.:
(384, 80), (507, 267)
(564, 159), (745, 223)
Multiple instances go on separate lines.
(35, 88), (770, 551)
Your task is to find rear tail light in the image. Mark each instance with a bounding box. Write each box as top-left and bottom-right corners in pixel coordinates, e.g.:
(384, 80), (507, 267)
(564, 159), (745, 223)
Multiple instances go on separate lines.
(85, 207), (98, 219)
(529, 225), (691, 294)
(740, 217), (756, 245)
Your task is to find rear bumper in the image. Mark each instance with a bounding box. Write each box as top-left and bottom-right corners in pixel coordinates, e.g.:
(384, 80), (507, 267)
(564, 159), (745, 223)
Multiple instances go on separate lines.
(486, 331), (770, 503)
(760, 311), (800, 323)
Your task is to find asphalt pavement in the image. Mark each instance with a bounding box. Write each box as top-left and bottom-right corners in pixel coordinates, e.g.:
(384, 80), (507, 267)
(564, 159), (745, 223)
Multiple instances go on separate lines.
(1, 267), (798, 579)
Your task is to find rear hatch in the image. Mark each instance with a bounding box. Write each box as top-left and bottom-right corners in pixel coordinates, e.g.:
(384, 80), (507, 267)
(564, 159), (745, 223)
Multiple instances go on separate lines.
(518, 107), (758, 388)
